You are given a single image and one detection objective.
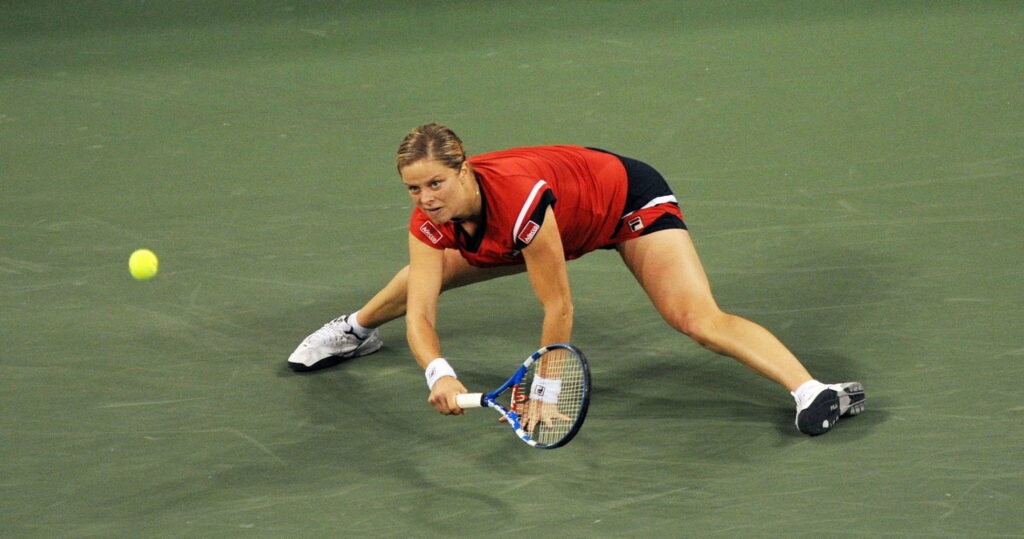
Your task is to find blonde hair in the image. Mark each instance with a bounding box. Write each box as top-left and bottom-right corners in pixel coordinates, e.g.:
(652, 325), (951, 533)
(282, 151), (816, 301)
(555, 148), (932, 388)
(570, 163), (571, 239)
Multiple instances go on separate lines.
(396, 123), (466, 173)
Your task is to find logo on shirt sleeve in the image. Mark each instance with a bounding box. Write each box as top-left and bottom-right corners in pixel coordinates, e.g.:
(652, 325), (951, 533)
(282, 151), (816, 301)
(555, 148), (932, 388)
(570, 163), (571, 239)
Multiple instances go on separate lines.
(419, 222), (443, 244)
(517, 220), (540, 245)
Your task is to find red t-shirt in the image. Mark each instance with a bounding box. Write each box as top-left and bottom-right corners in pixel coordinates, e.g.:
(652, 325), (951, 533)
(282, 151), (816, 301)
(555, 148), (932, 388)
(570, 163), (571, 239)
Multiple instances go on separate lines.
(409, 145), (628, 267)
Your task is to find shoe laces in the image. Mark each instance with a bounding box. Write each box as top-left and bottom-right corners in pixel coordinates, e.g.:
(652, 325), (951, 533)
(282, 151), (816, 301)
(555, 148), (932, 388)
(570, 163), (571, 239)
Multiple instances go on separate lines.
(304, 316), (359, 346)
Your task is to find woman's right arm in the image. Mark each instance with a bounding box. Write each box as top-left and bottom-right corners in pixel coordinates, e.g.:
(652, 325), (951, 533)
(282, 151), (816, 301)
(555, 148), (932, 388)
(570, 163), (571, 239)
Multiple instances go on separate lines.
(406, 233), (467, 414)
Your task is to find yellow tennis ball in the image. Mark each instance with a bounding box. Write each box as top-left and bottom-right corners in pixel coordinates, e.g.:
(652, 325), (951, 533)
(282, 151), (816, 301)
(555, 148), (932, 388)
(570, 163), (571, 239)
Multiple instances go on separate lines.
(129, 249), (159, 280)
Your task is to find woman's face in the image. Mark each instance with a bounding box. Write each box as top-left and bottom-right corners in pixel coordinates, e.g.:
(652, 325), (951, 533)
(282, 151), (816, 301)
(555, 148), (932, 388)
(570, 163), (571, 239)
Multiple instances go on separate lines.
(400, 158), (475, 224)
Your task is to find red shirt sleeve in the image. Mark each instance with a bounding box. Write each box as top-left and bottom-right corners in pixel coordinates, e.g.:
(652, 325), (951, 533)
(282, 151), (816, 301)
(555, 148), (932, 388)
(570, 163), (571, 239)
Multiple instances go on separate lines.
(409, 208), (457, 250)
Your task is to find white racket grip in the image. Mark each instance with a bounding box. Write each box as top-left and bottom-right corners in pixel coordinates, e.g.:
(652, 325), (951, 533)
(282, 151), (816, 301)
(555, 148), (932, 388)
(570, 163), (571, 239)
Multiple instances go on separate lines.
(456, 392), (484, 409)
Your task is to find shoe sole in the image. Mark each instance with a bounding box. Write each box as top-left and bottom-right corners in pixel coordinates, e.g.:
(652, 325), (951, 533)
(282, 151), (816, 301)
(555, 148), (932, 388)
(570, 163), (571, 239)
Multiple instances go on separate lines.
(288, 355), (345, 372)
(797, 389), (840, 436)
(836, 381), (865, 417)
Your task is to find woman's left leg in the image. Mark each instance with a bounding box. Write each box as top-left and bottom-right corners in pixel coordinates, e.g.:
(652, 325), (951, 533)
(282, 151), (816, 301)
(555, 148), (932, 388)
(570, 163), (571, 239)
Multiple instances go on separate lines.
(616, 228), (812, 391)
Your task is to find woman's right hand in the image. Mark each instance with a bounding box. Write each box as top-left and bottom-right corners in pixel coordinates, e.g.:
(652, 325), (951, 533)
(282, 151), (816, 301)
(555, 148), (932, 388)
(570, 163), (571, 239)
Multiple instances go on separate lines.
(428, 376), (468, 415)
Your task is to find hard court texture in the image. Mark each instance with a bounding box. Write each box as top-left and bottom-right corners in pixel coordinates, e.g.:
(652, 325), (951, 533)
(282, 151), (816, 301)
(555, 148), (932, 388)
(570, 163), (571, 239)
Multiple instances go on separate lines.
(2, 1), (1022, 537)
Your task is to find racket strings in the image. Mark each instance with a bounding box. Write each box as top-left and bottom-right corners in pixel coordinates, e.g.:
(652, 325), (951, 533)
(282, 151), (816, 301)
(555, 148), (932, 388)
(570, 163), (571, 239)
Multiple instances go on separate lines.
(525, 348), (587, 445)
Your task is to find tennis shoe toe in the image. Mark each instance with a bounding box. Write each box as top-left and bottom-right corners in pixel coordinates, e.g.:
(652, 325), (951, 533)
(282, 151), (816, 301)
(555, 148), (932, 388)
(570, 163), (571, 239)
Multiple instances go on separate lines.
(834, 381), (866, 417)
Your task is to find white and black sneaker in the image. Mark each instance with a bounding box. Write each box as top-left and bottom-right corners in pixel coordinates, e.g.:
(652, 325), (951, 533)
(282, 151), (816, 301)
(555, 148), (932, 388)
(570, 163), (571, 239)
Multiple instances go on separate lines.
(287, 314), (383, 372)
(795, 382), (865, 436)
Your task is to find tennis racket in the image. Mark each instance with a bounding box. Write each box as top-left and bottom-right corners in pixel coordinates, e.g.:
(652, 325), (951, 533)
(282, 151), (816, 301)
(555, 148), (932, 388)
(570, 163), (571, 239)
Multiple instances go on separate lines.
(455, 343), (591, 449)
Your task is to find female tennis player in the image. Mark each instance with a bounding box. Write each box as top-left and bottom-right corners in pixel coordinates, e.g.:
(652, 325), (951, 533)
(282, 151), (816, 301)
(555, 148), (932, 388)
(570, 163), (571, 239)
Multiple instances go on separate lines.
(288, 123), (864, 435)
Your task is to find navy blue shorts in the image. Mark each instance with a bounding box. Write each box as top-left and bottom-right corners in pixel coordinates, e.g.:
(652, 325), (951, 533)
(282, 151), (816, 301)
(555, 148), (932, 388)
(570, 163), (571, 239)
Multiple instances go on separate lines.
(589, 149), (687, 243)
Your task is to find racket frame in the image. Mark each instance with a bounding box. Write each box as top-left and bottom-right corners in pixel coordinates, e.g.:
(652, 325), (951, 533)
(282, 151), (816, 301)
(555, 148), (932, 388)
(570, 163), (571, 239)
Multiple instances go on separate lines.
(456, 343), (591, 449)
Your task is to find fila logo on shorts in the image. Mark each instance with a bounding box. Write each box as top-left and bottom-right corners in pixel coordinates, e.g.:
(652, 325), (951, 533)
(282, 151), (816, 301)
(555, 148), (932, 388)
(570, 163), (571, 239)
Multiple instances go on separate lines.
(619, 195), (679, 236)
(420, 222), (443, 244)
(628, 216), (644, 232)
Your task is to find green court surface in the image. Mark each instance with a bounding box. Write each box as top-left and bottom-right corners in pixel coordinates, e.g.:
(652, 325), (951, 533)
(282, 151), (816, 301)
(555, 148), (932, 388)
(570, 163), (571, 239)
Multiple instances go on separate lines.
(2, 1), (1022, 537)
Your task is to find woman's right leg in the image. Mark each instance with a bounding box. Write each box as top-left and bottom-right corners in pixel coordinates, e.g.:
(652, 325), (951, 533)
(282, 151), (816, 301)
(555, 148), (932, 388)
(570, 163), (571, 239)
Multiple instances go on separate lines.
(288, 250), (523, 370)
(356, 249), (524, 328)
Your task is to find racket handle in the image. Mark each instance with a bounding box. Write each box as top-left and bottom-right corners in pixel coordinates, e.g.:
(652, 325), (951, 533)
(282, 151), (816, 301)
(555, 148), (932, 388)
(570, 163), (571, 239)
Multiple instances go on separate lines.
(455, 393), (484, 409)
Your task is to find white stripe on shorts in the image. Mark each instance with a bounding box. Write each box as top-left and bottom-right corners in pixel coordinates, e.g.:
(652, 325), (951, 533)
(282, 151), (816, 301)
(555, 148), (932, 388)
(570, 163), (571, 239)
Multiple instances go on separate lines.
(641, 194), (678, 210)
(622, 194), (679, 219)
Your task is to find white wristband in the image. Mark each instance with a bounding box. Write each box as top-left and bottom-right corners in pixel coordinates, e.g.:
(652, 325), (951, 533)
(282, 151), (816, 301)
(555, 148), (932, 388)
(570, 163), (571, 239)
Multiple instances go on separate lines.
(425, 357), (456, 390)
(529, 376), (562, 403)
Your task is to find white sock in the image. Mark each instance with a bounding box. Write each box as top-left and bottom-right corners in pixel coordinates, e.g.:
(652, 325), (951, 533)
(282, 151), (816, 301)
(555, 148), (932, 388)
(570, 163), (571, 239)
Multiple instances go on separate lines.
(347, 311), (372, 339)
(791, 379), (829, 411)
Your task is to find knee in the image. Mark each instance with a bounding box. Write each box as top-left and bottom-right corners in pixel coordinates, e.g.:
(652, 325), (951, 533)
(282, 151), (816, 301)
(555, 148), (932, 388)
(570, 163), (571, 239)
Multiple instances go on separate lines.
(669, 309), (729, 351)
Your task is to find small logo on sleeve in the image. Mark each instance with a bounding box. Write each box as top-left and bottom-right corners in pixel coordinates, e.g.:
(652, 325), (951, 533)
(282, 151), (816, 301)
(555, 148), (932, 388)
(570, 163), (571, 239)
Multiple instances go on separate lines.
(517, 220), (540, 244)
(419, 222), (443, 244)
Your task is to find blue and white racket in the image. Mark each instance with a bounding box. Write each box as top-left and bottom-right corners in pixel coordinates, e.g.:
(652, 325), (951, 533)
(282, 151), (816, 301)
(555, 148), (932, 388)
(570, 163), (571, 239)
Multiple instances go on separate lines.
(455, 343), (591, 449)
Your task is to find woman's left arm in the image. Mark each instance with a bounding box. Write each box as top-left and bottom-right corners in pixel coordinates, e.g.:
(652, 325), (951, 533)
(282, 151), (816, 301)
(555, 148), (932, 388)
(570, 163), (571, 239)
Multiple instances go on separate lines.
(521, 206), (574, 346)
